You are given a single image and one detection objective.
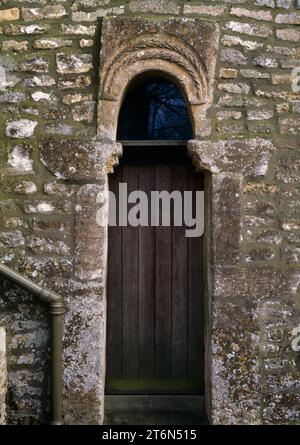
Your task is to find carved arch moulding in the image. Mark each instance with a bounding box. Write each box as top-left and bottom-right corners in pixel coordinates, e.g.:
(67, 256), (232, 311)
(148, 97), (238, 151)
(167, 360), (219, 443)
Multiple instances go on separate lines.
(97, 17), (220, 140)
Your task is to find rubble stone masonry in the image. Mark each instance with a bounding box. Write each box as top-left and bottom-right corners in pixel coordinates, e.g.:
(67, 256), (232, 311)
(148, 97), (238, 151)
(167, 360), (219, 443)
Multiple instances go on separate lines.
(0, 0), (299, 425)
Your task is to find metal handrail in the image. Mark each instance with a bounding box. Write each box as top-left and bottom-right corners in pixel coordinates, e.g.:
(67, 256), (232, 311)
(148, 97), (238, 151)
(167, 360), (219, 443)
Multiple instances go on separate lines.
(0, 262), (64, 425)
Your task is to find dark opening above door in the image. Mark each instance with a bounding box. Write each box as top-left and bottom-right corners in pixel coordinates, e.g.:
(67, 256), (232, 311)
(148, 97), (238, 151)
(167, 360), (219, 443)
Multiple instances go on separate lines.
(117, 76), (193, 141)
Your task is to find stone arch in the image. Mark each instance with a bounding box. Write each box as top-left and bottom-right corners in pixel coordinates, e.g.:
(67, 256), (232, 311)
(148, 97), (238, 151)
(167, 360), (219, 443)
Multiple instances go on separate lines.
(97, 17), (220, 141)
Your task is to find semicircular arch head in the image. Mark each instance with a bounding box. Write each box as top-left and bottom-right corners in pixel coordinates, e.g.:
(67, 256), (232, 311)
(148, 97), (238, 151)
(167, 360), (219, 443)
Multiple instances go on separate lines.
(116, 72), (195, 141)
(97, 17), (219, 140)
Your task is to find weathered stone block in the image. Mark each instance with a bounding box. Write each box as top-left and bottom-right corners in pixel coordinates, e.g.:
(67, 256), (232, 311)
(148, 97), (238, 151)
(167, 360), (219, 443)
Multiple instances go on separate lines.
(58, 76), (91, 90)
(220, 48), (247, 65)
(72, 6), (124, 22)
(225, 21), (272, 38)
(218, 82), (250, 94)
(0, 231), (25, 248)
(44, 182), (75, 197)
(246, 122), (275, 135)
(34, 219), (71, 233)
(26, 236), (70, 255)
(188, 138), (275, 176)
(14, 180), (37, 194)
(63, 297), (105, 424)
(277, 29), (300, 42)
(4, 24), (50, 35)
(23, 200), (72, 214)
(276, 156), (300, 183)
(61, 24), (96, 36)
(276, 13), (300, 24)
(0, 8), (19, 21)
(219, 68), (238, 79)
(56, 53), (93, 74)
(246, 247), (276, 263)
(271, 74), (291, 85)
(184, 5), (226, 16)
(254, 55), (278, 68)
(5, 120), (37, 138)
(18, 257), (73, 280)
(282, 247), (300, 264)
(0, 92), (25, 104)
(214, 267), (300, 299)
(129, 0), (179, 14)
(72, 101), (95, 122)
(216, 122), (245, 134)
(279, 117), (300, 135)
(22, 5), (67, 21)
(79, 39), (93, 48)
(222, 35), (263, 51)
(230, 7), (272, 21)
(291, 101), (300, 114)
(24, 75), (55, 87)
(62, 93), (91, 105)
(211, 298), (261, 424)
(0, 55), (17, 71)
(3, 218), (28, 229)
(33, 38), (72, 49)
(2, 40), (28, 51)
(218, 95), (267, 108)
(7, 145), (33, 173)
(216, 110), (242, 120)
(20, 57), (49, 73)
(39, 140), (122, 181)
(254, 0), (275, 6)
(247, 109), (274, 120)
(276, 0), (293, 7)
(71, 0), (109, 9)
(212, 174), (243, 266)
(31, 91), (53, 102)
(44, 123), (78, 137)
(241, 69), (270, 79)
(75, 184), (106, 281)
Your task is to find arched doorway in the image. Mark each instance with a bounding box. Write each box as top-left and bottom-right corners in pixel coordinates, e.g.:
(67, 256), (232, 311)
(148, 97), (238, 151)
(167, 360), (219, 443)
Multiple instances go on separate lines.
(105, 75), (206, 424)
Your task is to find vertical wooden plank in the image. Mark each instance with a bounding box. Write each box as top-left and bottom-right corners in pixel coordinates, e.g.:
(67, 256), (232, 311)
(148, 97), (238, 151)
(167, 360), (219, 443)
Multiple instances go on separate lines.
(187, 166), (205, 390)
(171, 164), (188, 380)
(138, 165), (155, 379)
(122, 164), (139, 379)
(107, 166), (122, 380)
(155, 165), (172, 379)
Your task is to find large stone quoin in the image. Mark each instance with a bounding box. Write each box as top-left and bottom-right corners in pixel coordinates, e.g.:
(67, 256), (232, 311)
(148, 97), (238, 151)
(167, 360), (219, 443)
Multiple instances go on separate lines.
(0, 0), (299, 426)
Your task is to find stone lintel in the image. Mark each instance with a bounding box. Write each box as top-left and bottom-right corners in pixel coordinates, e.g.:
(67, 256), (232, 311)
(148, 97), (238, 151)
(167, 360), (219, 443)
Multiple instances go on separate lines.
(39, 139), (122, 182)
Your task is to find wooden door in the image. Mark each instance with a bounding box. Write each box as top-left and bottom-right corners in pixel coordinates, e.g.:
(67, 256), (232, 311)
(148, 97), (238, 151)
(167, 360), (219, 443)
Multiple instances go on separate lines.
(106, 146), (204, 395)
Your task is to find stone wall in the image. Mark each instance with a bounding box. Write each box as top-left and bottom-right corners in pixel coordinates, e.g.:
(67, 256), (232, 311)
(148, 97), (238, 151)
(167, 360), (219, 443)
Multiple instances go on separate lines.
(0, 0), (299, 425)
(0, 316), (9, 425)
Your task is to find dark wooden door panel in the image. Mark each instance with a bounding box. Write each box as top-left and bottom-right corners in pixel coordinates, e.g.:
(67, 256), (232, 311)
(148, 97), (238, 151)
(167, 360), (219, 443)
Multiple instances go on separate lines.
(155, 165), (172, 380)
(122, 165), (139, 380)
(171, 165), (188, 380)
(106, 147), (204, 395)
(138, 165), (155, 379)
